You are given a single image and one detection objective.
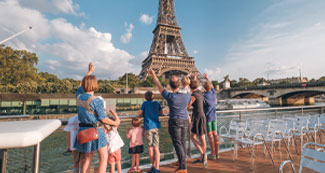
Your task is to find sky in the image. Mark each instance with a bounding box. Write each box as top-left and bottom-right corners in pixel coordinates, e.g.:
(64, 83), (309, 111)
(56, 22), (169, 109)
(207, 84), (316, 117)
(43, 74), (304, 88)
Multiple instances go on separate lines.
(0, 0), (324, 81)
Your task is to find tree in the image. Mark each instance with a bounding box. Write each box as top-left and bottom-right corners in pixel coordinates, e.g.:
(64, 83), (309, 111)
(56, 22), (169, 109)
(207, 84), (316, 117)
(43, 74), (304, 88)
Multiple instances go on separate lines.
(0, 46), (39, 85)
(211, 80), (219, 89)
(237, 78), (253, 88)
(318, 76), (325, 82)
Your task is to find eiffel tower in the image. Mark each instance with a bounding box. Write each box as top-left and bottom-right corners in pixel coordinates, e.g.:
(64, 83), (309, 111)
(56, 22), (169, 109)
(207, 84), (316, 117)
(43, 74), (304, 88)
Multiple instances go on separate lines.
(139, 0), (199, 79)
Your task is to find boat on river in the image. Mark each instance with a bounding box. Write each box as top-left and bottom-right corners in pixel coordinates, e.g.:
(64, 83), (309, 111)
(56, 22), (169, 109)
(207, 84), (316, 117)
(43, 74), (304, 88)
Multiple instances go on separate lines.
(217, 99), (270, 110)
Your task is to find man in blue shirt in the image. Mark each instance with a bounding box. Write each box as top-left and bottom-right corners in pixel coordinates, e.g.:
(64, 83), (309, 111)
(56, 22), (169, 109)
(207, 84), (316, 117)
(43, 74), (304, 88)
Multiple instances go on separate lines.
(147, 69), (191, 173)
(203, 73), (219, 160)
(138, 90), (162, 173)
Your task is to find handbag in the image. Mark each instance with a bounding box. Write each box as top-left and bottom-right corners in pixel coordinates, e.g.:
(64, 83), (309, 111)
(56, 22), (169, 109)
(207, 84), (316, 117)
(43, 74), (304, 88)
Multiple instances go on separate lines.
(77, 128), (99, 144)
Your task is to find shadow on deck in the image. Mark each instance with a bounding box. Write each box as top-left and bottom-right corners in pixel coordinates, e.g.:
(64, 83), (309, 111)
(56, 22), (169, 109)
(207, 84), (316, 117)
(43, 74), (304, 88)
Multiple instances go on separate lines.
(157, 138), (322, 173)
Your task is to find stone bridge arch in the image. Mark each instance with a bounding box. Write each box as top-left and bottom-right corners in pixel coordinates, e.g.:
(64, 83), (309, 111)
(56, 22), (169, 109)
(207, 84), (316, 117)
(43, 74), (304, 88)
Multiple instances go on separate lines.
(158, 67), (189, 77)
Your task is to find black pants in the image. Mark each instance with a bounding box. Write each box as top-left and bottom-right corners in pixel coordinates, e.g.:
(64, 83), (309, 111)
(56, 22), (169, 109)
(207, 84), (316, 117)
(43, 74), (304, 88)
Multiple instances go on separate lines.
(168, 118), (188, 170)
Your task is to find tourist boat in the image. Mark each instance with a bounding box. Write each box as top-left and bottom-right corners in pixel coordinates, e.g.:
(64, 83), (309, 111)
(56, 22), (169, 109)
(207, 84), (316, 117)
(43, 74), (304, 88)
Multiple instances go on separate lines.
(217, 99), (270, 110)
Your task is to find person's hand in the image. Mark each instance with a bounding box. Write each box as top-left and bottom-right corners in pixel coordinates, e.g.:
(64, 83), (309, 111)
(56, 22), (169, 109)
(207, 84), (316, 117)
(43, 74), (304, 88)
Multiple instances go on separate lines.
(126, 128), (130, 133)
(204, 73), (208, 80)
(109, 109), (116, 115)
(88, 62), (95, 74)
(147, 68), (155, 76)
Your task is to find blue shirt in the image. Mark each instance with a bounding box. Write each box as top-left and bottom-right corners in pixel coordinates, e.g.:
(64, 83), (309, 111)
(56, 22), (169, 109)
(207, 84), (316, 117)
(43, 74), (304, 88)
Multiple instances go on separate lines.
(203, 88), (217, 122)
(75, 93), (108, 153)
(76, 86), (84, 99)
(162, 89), (191, 120)
(141, 101), (162, 130)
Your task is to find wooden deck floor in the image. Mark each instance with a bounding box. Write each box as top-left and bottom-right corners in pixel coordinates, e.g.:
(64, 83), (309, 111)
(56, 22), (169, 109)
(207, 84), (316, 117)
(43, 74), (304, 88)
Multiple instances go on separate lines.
(156, 137), (323, 173)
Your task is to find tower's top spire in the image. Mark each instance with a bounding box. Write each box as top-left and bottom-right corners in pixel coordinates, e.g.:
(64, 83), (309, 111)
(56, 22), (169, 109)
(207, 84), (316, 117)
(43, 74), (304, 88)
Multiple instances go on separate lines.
(156, 0), (178, 26)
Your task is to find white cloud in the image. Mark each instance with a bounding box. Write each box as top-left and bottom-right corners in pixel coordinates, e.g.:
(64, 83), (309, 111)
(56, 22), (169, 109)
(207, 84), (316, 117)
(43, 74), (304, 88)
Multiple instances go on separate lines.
(120, 22), (134, 44)
(206, 0), (325, 81)
(193, 50), (199, 54)
(204, 67), (221, 81)
(0, 0), (138, 79)
(0, 0), (50, 51)
(140, 14), (154, 24)
(140, 51), (148, 58)
(18, 0), (84, 16)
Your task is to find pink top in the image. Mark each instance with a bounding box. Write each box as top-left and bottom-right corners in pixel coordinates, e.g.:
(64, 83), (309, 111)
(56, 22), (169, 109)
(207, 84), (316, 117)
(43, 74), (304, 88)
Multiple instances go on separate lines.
(127, 127), (144, 148)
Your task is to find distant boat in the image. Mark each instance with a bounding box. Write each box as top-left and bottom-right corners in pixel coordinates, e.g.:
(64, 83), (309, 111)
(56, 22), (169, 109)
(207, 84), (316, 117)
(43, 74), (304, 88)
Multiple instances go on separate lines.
(217, 99), (270, 110)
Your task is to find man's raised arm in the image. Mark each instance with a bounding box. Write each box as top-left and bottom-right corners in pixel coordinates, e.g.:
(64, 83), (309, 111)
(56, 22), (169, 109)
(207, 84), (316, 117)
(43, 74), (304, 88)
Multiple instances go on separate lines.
(147, 68), (164, 94)
(204, 73), (214, 89)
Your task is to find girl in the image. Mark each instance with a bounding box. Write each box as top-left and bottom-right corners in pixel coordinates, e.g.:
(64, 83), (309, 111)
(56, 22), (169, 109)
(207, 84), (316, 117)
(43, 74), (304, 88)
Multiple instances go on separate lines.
(126, 118), (144, 173)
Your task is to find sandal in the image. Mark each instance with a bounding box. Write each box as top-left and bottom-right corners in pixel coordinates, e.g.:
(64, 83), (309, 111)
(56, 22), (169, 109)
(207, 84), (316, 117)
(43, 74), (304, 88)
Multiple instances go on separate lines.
(127, 168), (135, 173)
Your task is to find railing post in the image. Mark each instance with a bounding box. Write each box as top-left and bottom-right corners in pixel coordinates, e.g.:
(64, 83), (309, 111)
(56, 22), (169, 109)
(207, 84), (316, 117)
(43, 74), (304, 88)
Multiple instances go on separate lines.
(239, 112), (242, 120)
(275, 109), (278, 117)
(32, 143), (41, 173)
(1, 149), (8, 173)
(188, 114), (192, 159)
(301, 108), (304, 116)
(321, 107), (324, 114)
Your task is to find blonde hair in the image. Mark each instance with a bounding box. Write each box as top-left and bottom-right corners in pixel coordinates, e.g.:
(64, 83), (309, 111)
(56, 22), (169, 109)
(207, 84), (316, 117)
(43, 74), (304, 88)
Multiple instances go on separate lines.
(203, 81), (212, 91)
(182, 76), (190, 86)
(81, 75), (99, 92)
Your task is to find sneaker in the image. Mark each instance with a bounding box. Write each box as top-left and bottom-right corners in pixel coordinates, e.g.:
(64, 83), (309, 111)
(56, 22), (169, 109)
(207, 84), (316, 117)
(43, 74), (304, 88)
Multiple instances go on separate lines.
(191, 159), (202, 164)
(203, 153), (208, 168)
(146, 167), (154, 173)
(174, 169), (187, 173)
(153, 167), (160, 173)
(208, 154), (216, 160)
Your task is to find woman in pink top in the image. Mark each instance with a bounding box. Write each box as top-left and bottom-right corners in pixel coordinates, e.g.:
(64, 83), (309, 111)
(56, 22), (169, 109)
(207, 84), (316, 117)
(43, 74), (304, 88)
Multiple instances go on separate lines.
(126, 117), (144, 173)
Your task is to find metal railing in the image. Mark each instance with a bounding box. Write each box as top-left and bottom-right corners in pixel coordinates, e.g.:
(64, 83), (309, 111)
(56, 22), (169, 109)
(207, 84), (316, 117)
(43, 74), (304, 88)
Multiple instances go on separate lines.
(2, 104), (325, 172)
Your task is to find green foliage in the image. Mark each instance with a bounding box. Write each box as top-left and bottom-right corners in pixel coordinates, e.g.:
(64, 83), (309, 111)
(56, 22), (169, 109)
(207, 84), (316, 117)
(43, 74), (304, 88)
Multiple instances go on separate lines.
(211, 80), (219, 88)
(0, 46), (39, 85)
(318, 76), (325, 82)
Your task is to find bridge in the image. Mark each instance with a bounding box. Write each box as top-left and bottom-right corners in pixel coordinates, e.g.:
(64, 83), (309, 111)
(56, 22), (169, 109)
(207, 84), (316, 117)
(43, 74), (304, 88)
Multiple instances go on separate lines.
(218, 82), (325, 106)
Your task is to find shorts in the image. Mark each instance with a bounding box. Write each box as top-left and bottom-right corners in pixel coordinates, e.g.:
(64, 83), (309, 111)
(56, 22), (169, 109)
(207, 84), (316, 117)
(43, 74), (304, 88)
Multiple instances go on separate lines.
(129, 145), (144, 154)
(207, 120), (217, 133)
(108, 148), (121, 164)
(144, 128), (159, 147)
(72, 150), (81, 163)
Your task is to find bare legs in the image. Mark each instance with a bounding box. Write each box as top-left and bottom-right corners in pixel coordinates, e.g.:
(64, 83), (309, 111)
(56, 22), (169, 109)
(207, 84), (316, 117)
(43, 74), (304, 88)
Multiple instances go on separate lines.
(207, 131), (219, 157)
(148, 146), (160, 170)
(191, 133), (207, 160)
(98, 146), (108, 173)
(129, 154), (140, 172)
(81, 151), (94, 173)
(110, 161), (121, 173)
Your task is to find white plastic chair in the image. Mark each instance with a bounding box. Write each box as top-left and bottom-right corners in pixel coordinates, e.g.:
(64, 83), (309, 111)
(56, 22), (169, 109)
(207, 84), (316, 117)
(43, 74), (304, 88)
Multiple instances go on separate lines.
(279, 142), (325, 173)
(235, 121), (274, 169)
(219, 119), (246, 160)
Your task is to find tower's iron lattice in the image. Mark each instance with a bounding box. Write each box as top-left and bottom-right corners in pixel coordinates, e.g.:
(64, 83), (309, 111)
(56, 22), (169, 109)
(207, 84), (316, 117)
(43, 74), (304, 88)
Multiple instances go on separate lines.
(139, 0), (199, 79)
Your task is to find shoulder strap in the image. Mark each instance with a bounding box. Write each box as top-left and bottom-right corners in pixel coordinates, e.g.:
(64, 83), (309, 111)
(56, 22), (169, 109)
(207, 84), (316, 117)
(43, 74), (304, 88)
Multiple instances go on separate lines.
(76, 95), (98, 115)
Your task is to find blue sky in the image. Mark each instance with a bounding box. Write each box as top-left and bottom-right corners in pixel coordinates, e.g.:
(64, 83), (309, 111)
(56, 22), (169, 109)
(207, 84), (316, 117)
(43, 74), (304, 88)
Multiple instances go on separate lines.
(0, 0), (324, 81)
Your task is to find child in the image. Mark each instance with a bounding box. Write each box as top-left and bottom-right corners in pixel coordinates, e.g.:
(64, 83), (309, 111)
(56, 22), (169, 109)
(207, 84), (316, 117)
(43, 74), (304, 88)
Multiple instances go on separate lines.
(106, 110), (124, 173)
(178, 75), (191, 94)
(63, 115), (81, 173)
(138, 91), (162, 173)
(126, 118), (144, 173)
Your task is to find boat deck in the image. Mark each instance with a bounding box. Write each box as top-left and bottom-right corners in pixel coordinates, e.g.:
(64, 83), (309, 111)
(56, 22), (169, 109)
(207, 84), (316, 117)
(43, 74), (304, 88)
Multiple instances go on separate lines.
(156, 138), (322, 173)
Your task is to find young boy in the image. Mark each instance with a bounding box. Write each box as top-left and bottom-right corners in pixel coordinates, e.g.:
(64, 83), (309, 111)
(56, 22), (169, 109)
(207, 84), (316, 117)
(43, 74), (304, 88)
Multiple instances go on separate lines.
(106, 110), (124, 173)
(64, 115), (81, 173)
(138, 91), (162, 173)
(202, 73), (219, 160)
